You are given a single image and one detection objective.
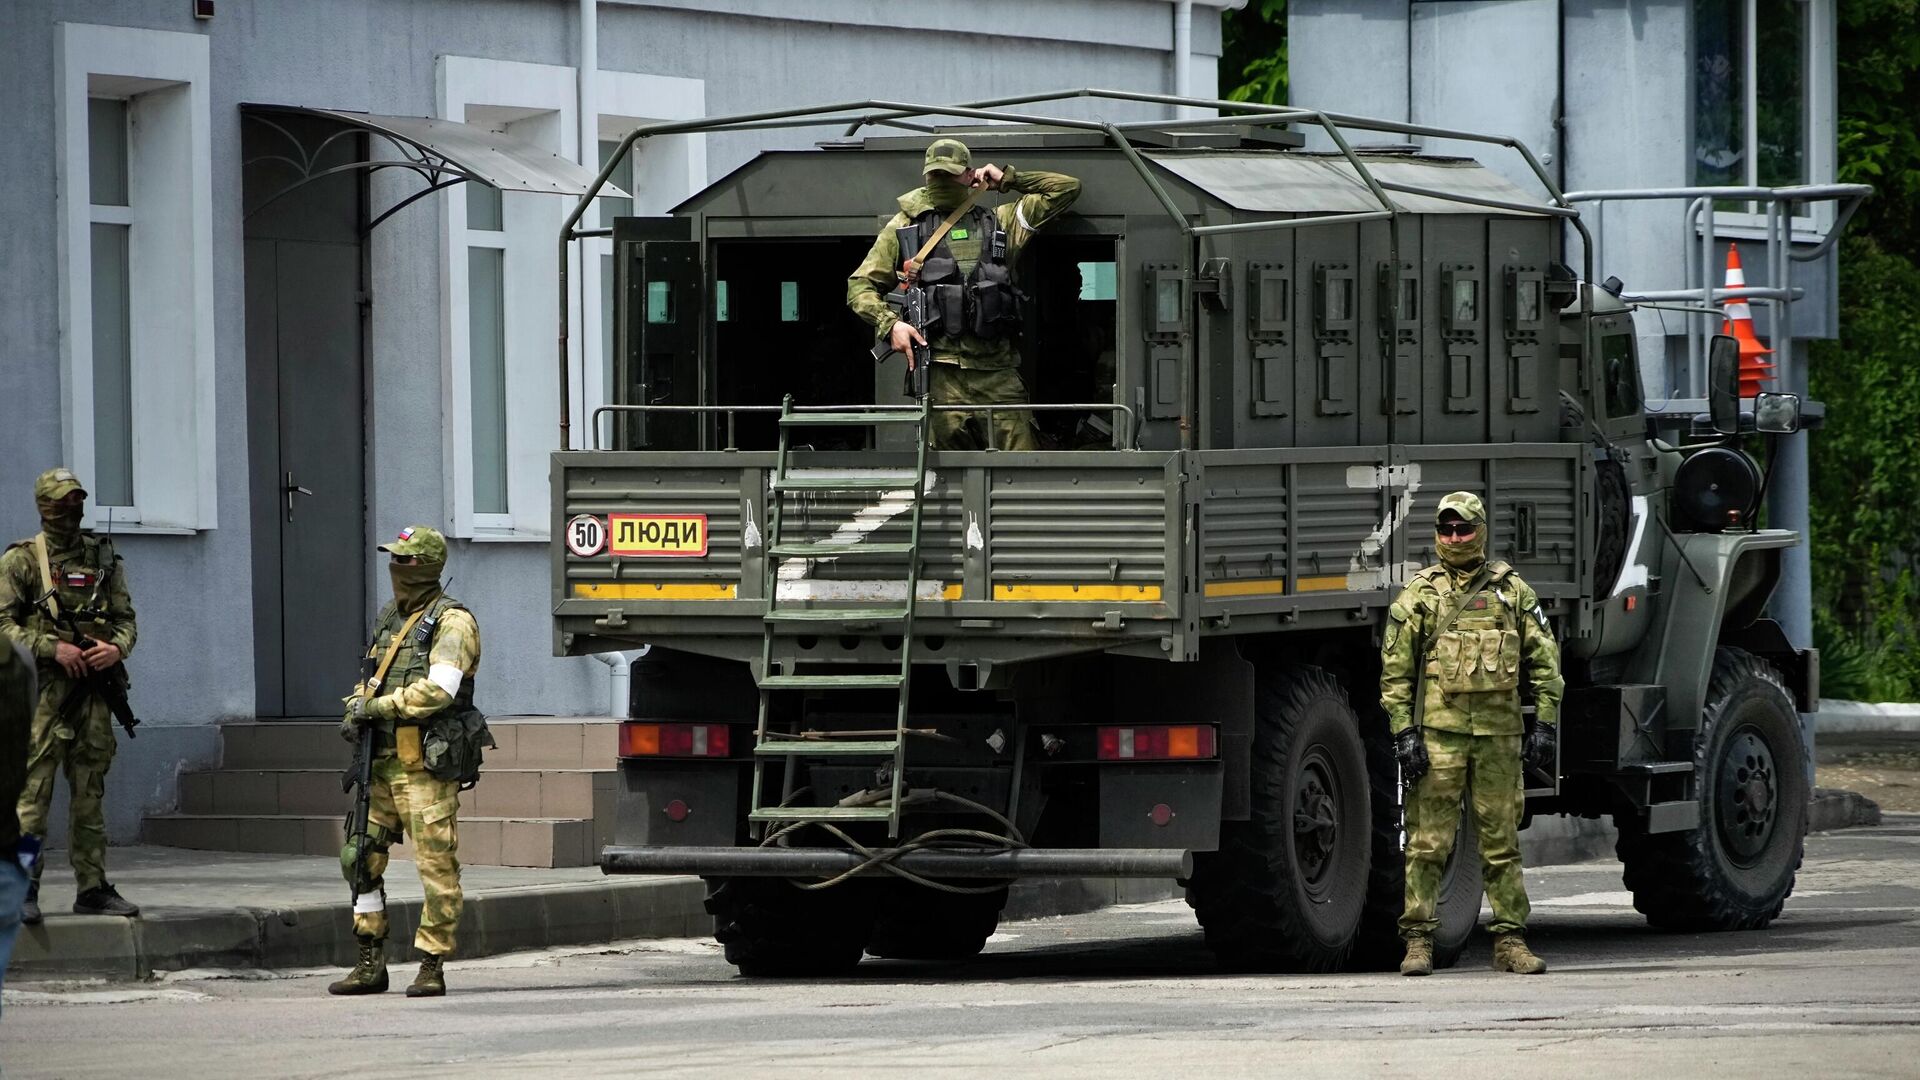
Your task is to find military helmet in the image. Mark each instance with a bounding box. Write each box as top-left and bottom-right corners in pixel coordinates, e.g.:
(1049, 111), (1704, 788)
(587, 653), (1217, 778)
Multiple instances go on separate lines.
(1436, 491), (1487, 525)
(378, 524), (447, 563)
(923, 138), (971, 176)
(34, 467), (86, 503)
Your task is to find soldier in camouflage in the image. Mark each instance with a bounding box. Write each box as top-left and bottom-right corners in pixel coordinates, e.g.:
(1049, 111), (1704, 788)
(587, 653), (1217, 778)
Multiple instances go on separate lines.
(1380, 491), (1563, 976)
(329, 525), (481, 998)
(0, 468), (140, 923)
(847, 138), (1081, 449)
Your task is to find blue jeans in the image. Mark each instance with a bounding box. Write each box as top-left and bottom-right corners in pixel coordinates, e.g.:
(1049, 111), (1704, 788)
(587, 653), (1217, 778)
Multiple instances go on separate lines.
(0, 857), (29, 1013)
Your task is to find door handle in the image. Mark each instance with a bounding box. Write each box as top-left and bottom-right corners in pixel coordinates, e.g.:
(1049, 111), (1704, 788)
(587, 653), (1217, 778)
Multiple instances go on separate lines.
(284, 471), (315, 521)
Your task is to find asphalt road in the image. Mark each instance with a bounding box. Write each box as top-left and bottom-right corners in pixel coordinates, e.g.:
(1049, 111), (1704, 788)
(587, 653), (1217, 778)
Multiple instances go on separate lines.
(6, 817), (1918, 1079)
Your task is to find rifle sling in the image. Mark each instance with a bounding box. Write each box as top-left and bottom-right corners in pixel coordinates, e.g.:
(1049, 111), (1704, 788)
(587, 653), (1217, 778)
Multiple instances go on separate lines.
(901, 188), (983, 281)
(1409, 563), (1496, 732)
(365, 608), (428, 702)
(32, 533), (60, 622)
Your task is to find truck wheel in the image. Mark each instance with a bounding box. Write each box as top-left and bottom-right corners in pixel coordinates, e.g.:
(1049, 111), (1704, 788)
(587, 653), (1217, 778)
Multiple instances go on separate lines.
(706, 877), (875, 976)
(1185, 666), (1371, 972)
(865, 883), (1009, 962)
(1616, 647), (1808, 930)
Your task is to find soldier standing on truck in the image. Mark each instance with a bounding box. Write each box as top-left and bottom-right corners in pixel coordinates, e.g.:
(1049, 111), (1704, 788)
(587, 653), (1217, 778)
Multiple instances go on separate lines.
(846, 138), (1080, 450)
(1381, 491), (1563, 976)
(0, 468), (140, 924)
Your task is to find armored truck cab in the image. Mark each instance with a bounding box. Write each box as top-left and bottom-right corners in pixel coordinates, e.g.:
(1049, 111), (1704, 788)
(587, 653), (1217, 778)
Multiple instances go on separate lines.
(552, 93), (1816, 976)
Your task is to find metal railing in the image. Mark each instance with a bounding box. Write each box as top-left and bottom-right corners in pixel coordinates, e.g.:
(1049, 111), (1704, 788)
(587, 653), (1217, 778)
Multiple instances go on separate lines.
(589, 402), (1142, 452)
(1562, 184), (1871, 397)
(558, 88), (1593, 450)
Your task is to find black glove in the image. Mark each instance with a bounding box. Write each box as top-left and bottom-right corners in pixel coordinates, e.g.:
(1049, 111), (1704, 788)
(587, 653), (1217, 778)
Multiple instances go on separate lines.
(1393, 727), (1430, 785)
(1524, 722), (1557, 776)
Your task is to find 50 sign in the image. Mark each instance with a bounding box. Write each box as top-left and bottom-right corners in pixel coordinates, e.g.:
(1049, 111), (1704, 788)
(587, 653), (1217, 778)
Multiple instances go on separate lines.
(564, 515), (608, 557)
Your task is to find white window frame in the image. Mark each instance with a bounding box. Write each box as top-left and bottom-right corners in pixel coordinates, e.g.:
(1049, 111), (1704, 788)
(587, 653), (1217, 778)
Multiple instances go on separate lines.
(55, 23), (215, 534)
(577, 71), (708, 453)
(1695, 0), (1837, 240)
(439, 57), (578, 541)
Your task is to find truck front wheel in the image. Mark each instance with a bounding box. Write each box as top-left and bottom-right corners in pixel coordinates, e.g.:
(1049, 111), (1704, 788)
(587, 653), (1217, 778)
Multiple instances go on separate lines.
(1185, 666), (1371, 972)
(1616, 647), (1808, 930)
(706, 877), (876, 976)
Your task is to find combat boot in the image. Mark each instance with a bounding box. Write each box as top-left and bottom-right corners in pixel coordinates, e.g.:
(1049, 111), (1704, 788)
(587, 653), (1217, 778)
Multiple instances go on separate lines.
(327, 936), (389, 995)
(21, 882), (41, 925)
(1492, 934), (1547, 974)
(72, 882), (139, 917)
(406, 952), (446, 998)
(1399, 935), (1434, 976)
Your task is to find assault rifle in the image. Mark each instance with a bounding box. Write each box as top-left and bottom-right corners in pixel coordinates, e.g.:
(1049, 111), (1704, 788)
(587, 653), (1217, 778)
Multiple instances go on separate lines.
(343, 656), (380, 905)
(868, 283), (935, 399)
(42, 549), (139, 740)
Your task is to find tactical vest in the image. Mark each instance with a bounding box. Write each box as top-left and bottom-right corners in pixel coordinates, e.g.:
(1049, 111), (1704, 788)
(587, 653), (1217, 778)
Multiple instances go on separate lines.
(11, 533), (119, 644)
(898, 205), (1022, 340)
(1420, 562), (1523, 695)
(365, 593), (474, 750)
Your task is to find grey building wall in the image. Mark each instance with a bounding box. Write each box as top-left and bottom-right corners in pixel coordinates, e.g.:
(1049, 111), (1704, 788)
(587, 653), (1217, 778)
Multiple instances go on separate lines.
(0, 0), (1228, 841)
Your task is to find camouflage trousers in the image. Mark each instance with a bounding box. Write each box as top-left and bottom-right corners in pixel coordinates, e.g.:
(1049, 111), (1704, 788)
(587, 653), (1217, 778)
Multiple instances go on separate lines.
(15, 685), (116, 892)
(347, 756), (463, 956)
(929, 364), (1038, 451)
(1400, 729), (1530, 938)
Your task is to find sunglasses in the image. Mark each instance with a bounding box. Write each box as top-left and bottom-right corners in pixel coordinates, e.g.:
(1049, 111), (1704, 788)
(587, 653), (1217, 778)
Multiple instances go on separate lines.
(1437, 522), (1478, 539)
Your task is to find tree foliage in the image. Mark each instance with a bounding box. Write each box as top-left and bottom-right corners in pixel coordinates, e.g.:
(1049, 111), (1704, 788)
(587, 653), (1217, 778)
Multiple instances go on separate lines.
(1221, 0), (1286, 104)
(1808, 0), (1920, 700)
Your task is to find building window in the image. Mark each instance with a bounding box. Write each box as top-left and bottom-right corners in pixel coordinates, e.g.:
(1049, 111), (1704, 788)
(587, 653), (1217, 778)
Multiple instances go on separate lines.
(57, 25), (217, 532)
(1692, 0), (1833, 226)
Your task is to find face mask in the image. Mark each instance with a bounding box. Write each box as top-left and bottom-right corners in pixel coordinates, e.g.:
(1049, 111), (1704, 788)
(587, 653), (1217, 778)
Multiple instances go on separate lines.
(925, 175), (970, 206)
(1436, 526), (1486, 572)
(38, 499), (84, 547)
(389, 560), (444, 612)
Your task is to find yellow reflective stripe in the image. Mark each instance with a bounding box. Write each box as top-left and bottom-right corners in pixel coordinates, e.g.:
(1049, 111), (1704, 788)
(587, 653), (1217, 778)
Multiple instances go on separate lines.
(573, 582), (738, 599)
(1203, 578), (1288, 598)
(940, 583), (964, 601)
(992, 583), (1162, 602)
(1295, 575), (1351, 593)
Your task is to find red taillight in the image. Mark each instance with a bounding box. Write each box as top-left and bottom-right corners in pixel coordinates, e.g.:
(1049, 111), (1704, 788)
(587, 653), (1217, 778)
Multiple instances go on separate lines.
(619, 722), (731, 758)
(1096, 725), (1216, 760)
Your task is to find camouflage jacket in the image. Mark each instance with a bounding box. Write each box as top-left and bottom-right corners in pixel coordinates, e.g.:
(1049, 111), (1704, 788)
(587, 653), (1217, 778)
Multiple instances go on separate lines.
(1380, 560), (1563, 736)
(350, 593), (482, 727)
(846, 168), (1081, 370)
(0, 532), (138, 669)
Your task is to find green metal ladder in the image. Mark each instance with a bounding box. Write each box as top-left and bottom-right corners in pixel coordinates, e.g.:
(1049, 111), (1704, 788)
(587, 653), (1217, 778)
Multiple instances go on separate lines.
(748, 396), (932, 839)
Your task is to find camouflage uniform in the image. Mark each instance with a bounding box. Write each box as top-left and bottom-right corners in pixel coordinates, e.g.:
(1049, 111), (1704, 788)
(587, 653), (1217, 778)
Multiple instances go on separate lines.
(847, 139), (1081, 450)
(1381, 491), (1562, 966)
(331, 525), (480, 997)
(0, 469), (137, 913)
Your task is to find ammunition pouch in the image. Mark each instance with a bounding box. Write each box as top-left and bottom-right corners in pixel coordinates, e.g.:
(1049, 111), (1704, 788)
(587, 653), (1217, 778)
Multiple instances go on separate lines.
(422, 706), (495, 790)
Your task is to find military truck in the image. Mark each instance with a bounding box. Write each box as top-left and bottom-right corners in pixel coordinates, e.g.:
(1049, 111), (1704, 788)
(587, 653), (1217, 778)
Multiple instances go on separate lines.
(550, 90), (1817, 975)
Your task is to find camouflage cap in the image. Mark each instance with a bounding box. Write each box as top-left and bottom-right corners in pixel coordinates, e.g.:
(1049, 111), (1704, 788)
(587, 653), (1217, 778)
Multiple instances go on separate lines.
(378, 524), (447, 562)
(923, 138), (971, 176)
(1436, 491), (1487, 524)
(34, 467), (86, 502)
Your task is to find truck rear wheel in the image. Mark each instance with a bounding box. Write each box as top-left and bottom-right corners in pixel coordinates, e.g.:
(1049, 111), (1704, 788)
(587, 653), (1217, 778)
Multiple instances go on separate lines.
(706, 877), (875, 977)
(1352, 719), (1483, 972)
(865, 882), (1009, 962)
(1185, 666), (1371, 972)
(1616, 647), (1808, 930)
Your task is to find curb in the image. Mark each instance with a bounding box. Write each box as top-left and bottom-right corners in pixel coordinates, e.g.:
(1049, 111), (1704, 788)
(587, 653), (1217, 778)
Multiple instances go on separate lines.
(1815, 700), (1920, 734)
(1810, 787), (1883, 831)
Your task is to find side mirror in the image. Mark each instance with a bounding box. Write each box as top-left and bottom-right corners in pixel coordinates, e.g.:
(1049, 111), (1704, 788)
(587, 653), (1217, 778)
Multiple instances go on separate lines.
(1754, 391), (1802, 434)
(1708, 333), (1740, 435)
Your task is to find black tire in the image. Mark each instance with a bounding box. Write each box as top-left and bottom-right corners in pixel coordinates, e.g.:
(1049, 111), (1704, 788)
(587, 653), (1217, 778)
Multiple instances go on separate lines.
(1351, 710), (1483, 970)
(705, 877), (876, 977)
(1616, 647), (1808, 930)
(1591, 457), (1632, 598)
(1185, 665), (1372, 972)
(865, 882), (1009, 961)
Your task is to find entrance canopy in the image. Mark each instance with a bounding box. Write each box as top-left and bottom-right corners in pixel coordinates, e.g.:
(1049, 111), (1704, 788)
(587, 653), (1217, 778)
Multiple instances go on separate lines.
(243, 104), (628, 230)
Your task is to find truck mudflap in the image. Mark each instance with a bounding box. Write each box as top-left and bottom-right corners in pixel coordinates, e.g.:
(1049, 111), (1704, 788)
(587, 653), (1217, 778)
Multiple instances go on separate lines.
(599, 845), (1194, 879)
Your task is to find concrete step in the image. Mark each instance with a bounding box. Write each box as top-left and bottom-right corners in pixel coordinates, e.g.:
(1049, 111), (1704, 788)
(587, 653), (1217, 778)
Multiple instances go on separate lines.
(216, 718), (620, 771)
(141, 813), (596, 868)
(176, 767), (613, 820)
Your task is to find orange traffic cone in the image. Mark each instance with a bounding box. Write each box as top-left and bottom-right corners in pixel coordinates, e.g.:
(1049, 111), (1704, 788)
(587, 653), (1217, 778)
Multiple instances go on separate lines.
(1719, 244), (1774, 397)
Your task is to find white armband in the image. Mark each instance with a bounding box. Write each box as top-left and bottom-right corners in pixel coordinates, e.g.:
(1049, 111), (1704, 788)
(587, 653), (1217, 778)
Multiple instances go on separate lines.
(428, 664), (465, 698)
